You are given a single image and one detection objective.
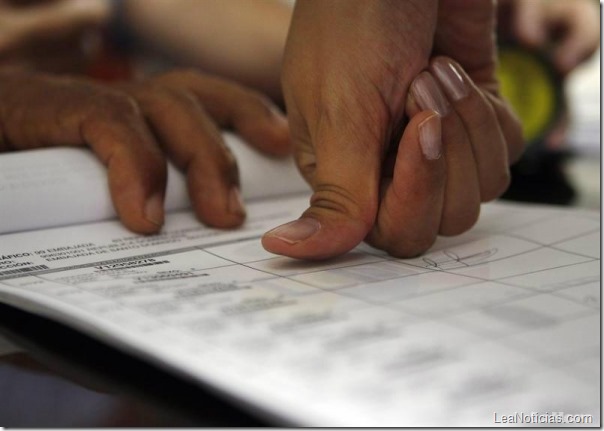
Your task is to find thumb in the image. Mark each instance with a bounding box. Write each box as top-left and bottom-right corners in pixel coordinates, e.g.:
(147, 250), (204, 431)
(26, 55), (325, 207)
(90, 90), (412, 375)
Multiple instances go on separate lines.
(261, 113), (383, 260)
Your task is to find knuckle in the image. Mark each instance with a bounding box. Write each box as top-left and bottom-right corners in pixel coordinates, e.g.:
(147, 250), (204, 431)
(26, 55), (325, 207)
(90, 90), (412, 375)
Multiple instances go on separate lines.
(294, 150), (316, 186)
(152, 86), (197, 111)
(98, 92), (141, 120)
(308, 183), (376, 231)
(134, 83), (201, 119)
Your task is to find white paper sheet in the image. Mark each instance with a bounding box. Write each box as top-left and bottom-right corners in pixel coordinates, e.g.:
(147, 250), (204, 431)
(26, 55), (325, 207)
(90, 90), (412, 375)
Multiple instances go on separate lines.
(0, 196), (599, 426)
(0, 132), (308, 234)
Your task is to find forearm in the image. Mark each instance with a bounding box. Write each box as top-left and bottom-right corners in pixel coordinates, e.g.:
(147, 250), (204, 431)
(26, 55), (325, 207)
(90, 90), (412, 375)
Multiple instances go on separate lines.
(121, 0), (291, 102)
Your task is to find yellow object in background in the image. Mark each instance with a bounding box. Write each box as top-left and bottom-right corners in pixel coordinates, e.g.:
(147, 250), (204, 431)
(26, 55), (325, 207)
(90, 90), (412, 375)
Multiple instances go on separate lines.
(497, 45), (575, 206)
(497, 46), (562, 146)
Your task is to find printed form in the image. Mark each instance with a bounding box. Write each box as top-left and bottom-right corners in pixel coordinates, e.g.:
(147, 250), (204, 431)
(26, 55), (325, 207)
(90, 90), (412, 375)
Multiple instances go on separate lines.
(0, 195), (599, 426)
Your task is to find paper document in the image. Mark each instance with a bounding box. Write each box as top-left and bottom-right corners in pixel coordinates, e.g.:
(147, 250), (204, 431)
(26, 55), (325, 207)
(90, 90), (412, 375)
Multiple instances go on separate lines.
(0, 193), (599, 426)
(0, 132), (308, 234)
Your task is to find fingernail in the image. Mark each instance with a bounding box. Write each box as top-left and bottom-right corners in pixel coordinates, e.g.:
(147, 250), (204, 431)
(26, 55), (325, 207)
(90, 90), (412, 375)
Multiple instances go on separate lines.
(432, 60), (469, 101)
(228, 186), (246, 217)
(144, 194), (164, 226)
(264, 218), (321, 244)
(418, 113), (442, 160)
(410, 72), (450, 116)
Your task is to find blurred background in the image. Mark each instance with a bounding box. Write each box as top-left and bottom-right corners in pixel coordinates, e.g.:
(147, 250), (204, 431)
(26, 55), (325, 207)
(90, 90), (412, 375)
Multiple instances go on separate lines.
(0, 0), (600, 426)
(563, 49), (600, 210)
(0, 0), (600, 209)
(497, 44), (600, 210)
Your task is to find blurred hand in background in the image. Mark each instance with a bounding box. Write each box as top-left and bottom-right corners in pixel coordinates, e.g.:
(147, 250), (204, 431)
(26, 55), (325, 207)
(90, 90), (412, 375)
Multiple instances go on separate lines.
(0, 0), (111, 73)
(0, 69), (291, 233)
(498, 0), (600, 75)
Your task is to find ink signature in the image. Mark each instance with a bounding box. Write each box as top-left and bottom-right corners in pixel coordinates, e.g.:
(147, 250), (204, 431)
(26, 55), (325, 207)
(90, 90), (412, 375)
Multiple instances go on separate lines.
(423, 248), (498, 270)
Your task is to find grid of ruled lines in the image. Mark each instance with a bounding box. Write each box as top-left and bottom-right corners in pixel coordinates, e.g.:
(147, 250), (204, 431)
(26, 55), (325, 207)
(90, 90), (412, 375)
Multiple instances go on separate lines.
(0, 203), (599, 425)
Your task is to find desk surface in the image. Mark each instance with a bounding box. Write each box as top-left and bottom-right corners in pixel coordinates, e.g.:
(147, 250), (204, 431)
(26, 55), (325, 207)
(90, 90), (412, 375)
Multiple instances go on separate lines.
(0, 304), (267, 427)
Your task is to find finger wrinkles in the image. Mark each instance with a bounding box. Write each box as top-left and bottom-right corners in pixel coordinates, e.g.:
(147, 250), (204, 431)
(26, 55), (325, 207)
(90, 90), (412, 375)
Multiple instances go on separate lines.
(132, 79), (237, 179)
(128, 77), (243, 227)
(295, 156), (316, 186)
(128, 84), (193, 116)
(136, 86), (223, 167)
(81, 94), (164, 168)
(307, 183), (377, 231)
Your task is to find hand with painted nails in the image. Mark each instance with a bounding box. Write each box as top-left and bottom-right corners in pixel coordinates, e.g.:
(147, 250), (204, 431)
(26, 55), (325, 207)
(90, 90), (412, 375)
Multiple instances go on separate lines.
(262, 0), (523, 260)
(498, 0), (600, 75)
(0, 70), (291, 233)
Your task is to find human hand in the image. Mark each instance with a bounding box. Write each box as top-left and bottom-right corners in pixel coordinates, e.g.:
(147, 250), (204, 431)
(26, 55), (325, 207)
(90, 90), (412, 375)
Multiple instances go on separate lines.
(0, 70), (290, 233)
(263, 0), (523, 260)
(264, 54), (521, 259)
(498, 0), (600, 75)
(424, 0), (525, 219)
(262, 0), (439, 259)
(121, 0), (293, 102)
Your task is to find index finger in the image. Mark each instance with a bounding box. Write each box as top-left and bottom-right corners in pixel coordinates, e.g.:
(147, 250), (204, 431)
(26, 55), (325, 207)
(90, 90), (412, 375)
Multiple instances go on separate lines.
(0, 74), (167, 234)
(367, 110), (446, 257)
